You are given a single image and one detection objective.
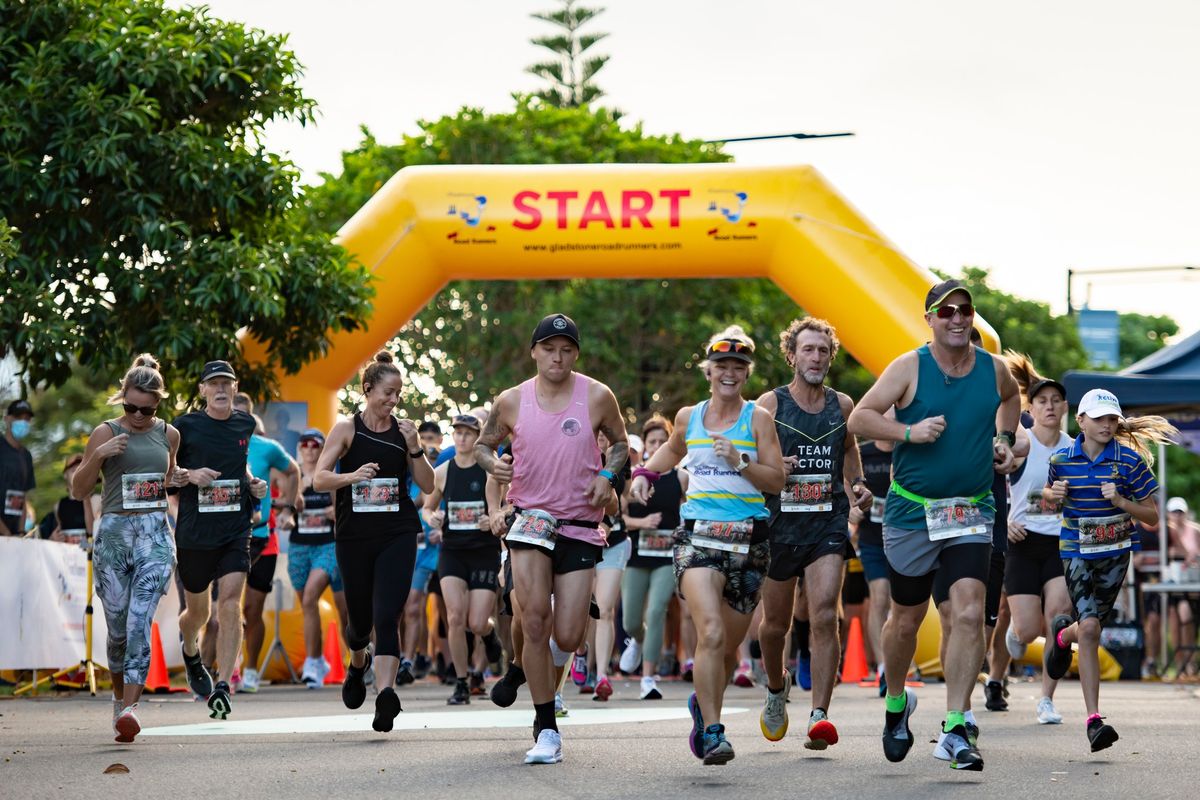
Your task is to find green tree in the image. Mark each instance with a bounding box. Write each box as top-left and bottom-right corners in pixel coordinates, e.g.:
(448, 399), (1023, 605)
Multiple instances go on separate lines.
(526, 1), (609, 108)
(1119, 313), (1179, 367)
(0, 0), (373, 402)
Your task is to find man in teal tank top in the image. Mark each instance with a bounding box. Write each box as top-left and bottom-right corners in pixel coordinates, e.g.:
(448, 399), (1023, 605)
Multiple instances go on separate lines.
(849, 280), (1020, 772)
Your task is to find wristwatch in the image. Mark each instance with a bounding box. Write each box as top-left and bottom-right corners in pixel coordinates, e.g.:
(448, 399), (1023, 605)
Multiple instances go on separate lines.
(733, 453), (750, 473)
(996, 430), (1016, 447)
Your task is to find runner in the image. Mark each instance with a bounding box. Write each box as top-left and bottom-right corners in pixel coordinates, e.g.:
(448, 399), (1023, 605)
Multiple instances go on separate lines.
(590, 427), (630, 702)
(399, 420), (445, 685)
(313, 351), (433, 732)
(52, 455), (96, 545)
(631, 325), (786, 765)
(756, 317), (871, 751)
(422, 413), (504, 705)
(289, 428), (349, 688)
(173, 360), (267, 720)
(1001, 353), (1073, 724)
(857, 432), (894, 695)
(72, 354), (187, 741)
(1043, 388), (1174, 751)
(621, 413), (688, 700)
(474, 313), (629, 765)
(1, 399), (35, 536)
(847, 280), (1020, 771)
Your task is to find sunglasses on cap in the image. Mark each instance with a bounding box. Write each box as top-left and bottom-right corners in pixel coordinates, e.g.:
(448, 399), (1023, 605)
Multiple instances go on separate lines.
(123, 402), (159, 417)
(932, 302), (974, 320)
(708, 339), (753, 355)
(299, 439), (322, 449)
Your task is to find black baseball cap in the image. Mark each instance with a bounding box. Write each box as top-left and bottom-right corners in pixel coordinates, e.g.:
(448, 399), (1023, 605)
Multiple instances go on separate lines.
(925, 279), (973, 312)
(1027, 378), (1067, 403)
(299, 428), (325, 446)
(200, 360), (237, 382)
(5, 399), (33, 418)
(531, 313), (580, 349)
(452, 414), (481, 432)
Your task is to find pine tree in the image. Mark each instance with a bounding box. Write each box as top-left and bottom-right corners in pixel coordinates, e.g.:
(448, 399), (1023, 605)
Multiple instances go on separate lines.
(526, 1), (609, 108)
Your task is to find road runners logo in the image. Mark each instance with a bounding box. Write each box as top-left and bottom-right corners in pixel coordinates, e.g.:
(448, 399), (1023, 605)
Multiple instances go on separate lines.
(706, 190), (758, 241)
(446, 193), (498, 244)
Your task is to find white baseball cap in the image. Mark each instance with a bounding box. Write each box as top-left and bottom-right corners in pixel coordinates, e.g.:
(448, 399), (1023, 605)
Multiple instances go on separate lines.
(1168, 497), (1189, 514)
(1077, 388), (1123, 419)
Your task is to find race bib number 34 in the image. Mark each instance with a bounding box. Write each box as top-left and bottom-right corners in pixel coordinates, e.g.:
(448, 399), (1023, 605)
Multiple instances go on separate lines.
(352, 478), (400, 513)
(122, 472), (166, 510)
(781, 474), (833, 513)
(506, 509), (558, 550)
(1078, 513), (1134, 555)
(925, 497), (988, 542)
(448, 501), (486, 531)
(692, 519), (754, 554)
(198, 479), (241, 513)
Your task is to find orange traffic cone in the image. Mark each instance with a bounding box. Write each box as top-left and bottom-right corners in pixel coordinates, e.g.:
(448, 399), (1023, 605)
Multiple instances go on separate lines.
(840, 617), (869, 684)
(145, 621), (186, 693)
(323, 621), (345, 685)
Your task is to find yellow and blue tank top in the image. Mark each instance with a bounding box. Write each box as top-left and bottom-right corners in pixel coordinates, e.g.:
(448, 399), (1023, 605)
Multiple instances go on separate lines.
(680, 400), (768, 522)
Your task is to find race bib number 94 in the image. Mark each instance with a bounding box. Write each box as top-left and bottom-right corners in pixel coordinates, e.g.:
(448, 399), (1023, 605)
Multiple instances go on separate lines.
(352, 478), (400, 513)
(925, 497), (989, 542)
(691, 519), (754, 554)
(122, 472), (166, 510)
(1078, 513), (1134, 555)
(506, 509), (558, 550)
(198, 479), (241, 513)
(781, 474), (833, 513)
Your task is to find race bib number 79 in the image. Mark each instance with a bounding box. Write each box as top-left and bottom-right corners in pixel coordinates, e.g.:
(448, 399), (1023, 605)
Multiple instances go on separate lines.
(925, 497), (988, 542)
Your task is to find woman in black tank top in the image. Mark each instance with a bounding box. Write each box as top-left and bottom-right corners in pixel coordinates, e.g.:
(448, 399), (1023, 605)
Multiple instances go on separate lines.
(313, 351), (433, 733)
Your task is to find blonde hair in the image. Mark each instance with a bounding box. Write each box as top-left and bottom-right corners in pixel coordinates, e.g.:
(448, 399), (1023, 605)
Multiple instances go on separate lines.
(780, 317), (840, 365)
(108, 354), (168, 404)
(362, 350), (402, 393)
(1003, 351), (1062, 409)
(1111, 415), (1178, 467)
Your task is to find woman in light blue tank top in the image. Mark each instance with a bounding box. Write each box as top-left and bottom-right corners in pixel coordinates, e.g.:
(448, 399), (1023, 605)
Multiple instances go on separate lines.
(631, 326), (785, 765)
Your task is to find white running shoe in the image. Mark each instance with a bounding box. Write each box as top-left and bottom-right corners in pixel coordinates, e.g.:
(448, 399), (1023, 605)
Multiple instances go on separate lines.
(114, 704), (141, 743)
(315, 657), (331, 686)
(759, 671), (790, 741)
(1036, 696), (1063, 725)
(640, 675), (662, 700)
(241, 668), (261, 693)
(619, 638), (642, 674)
(549, 637), (571, 668)
(1005, 624), (1027, 661)
(554, 692), (568, 717)
(525, 729), (563, 764)
(300, 657), (320, 688)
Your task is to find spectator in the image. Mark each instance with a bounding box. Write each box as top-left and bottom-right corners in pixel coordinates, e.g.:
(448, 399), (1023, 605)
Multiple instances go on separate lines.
(50, 454), (98, 545)
(1, 399), (36, 536)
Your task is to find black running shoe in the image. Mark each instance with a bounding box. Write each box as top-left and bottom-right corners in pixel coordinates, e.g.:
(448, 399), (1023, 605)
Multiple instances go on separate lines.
(938, 724), (984, 771)
(396, 658), (415, 686)
(412, 653), (431, 680)
(448, 679), (470, 706)
(469, 670), (486, 696)
(966, 720), (980, 747)
(183, 649), (213, 698)
(1087, 717), (1119, 752)
(373, 686), (402, 732)
(1045, 615), (1074, 680)
(482, 630), (503, 665)
(490, 664), (526, 708)
(207, 681), (232, 720)
(342, 652), (372, 710)
(984, 680), (1008, 711)
(878, 671), (887, 698)
(882, 688), (918, 763)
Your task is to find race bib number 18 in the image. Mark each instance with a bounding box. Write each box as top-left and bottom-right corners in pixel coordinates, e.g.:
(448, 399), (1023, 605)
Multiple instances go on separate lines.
(925, 497), (988, 542)
(198, 479), (241, 513)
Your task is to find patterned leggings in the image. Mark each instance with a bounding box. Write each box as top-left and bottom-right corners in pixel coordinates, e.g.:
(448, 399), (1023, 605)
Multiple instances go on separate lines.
(94, 512), (176, 685)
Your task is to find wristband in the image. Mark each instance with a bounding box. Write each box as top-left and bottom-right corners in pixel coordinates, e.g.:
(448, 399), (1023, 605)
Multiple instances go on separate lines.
(410, 449), (425, 459)
(632, 466), (661, 484)
(599, 469), (615, 481)
(904, 425), (911, 443)
(997, 430), (1016, 447)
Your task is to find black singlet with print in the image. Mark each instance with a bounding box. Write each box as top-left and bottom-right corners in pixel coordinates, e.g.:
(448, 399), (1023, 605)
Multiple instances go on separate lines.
(335, 413), (421, 542)
(441, 460), (496, 551)
(767, 386), (849, 546)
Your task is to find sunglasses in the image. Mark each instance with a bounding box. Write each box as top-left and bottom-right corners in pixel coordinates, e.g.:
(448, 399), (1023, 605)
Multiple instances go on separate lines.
(299, 439), (322, 449)
(709, 339), (753, 354)
(123, 402), (159, 417)
(933, 302), (974, 320)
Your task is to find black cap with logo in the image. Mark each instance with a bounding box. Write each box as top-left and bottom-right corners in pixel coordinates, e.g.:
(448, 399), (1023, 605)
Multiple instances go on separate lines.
(530, 313), (580, 349)
(924, 279), (974, 313)
(199, 360), (237, 383)
(5, 399), (34, 418)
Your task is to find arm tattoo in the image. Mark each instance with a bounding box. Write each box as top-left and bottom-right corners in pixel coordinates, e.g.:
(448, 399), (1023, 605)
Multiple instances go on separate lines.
(600, 420), (630, 476)
(474, 404), (506, 473)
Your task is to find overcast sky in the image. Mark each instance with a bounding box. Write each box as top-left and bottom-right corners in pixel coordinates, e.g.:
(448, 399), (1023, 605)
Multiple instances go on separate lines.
(182, 0), (1200, 339)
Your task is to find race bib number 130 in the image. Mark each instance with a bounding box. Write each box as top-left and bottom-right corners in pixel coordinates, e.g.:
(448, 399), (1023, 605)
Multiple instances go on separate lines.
(781, 474), (833, 513)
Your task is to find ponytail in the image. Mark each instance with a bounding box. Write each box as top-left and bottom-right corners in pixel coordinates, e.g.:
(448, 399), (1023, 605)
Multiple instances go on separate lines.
(1116, 415), (1178, 467)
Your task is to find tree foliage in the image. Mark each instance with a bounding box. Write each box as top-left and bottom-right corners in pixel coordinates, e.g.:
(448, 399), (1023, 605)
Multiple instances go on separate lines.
(1119, 312), (1179, 368)
(0, 0), (373, 401)
(526, 0), (609, 108)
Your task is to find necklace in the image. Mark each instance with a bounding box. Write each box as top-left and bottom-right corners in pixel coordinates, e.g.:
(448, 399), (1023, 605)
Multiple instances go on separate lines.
(931, 344), (973, 385)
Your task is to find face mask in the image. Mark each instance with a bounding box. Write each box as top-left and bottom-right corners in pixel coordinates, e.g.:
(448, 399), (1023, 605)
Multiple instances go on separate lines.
(9, 420), (31, 440)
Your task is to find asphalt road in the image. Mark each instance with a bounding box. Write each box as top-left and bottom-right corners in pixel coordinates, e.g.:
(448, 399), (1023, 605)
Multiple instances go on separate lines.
(3, 675), (1197, 799)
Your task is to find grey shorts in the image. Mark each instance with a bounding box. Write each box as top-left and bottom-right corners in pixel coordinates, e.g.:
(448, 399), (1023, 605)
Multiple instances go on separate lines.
(883, 522), (993, 578)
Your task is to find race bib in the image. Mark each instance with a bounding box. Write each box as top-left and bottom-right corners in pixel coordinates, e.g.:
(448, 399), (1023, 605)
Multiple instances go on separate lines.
(60, 528), (87, 545)
(297, 509), (332, 535)
(448, 500), (486, 531)
(692, 518), (754, 554)
(847, 556), (864, 574)
(925, 496), (989, 542)
(638, 529), (674, 558)
(351, 478), (400, 512)
(198, 479), (241, 513)
(122, 472), (166, 510)
(506, 508), (558, 550)
(1023, 489), (1062, 526)
(1078, 513), (1134, 555)
(869, 495), (886, 524)
(4, 489), (25, 516)
(781, 473), (833, 513)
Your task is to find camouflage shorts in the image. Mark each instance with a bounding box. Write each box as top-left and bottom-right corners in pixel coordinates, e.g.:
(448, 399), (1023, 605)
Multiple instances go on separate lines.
(1062, 552), (1130, 625)
(673, 524), (770, 616)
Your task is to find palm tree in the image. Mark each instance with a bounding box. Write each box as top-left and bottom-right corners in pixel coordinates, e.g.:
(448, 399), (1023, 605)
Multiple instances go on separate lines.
(526, 1), (609, 108)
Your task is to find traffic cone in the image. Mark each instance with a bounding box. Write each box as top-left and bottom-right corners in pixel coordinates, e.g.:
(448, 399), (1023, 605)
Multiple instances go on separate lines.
(840, 617), (869, 684)
(145, 621), (184, 693)
(323, 621), (345, 685)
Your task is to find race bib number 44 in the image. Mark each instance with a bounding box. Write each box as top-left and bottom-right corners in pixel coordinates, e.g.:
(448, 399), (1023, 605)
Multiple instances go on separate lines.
(198, 479), (241, 513)
(692, 519), (754, 554)
(506, 509), (558, 550)
(781, 474), (833, 513)
(448, 500), (486, 531)
(352, 478), (400, 512)
(1078, 514), (1134, 555)
(638, 529), (674, 558)
(925, 497), (989, 542)
(122, 472), (166, 510)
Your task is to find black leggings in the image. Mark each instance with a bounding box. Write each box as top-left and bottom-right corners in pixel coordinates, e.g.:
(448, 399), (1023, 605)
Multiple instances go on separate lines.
(335, 534), (417, 657)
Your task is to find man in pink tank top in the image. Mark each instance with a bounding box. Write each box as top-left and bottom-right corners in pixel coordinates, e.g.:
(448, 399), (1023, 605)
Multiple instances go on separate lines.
(475, 313), (629, 765)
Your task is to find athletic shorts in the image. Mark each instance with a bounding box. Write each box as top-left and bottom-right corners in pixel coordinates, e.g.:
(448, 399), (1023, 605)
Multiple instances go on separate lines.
(177, 536), (251, 595)
(597, 537), (632, 571)
(500, 553), (515, 616)
(1064, 552), (1129, 625)
(885, 525), (991, 607)
(858, 541), (890, 583)
(673, 522), (770, 616)
(985, 549), (1005, 627)
(247, 536), (276, 594)
(767, 534), (848, 582)
(508, 534), (603, 575)
(842, 568), (868, 606)
(438, 546), (501, 592)
(412, 543), (440, 592)
(287, 541), (343, 593)
(1004, 533), (1063, 597)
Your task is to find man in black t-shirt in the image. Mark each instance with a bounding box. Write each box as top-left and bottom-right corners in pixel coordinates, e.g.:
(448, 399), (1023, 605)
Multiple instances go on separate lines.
(1, 400), (36, 536)
(172, 361), (266, 720)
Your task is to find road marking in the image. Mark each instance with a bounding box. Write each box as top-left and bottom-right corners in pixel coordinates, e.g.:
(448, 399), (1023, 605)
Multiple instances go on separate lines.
(141, 706), (749, 737)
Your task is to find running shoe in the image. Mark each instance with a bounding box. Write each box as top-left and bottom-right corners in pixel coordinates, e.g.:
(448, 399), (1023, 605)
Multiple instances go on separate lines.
(482, 630), (503, 666)
(580, 671), (596, 695)
(342, 652), (372, 710)
(593, 676), (613, 701)
(1045, 615), (1074, 680)
(111, 699), (122, 735)
(362, 654), (375, 690)
(315, 657), (331, 686)
(619, 638), (642, 674)
(984, 680), (1008, 711)
(114, 704), (141, 743)
(1037, 697), (1064, 725)
(241, 668), (261, 694)
(1087, 716), (1118, 752)
(182, 649), (213, 698)
(681, 659), (695, 682)
(797, 654), (812, 691)
(413, 653), (431, 680)
(554, 692), (568, 717)
(1005, 623), (1028, 661)
(373, 686), (402, 732)
(300, 657), (320, 689)
(878, 670), (887, 698)
(397, 657), (416, 686)
(933, 724), (984, 770)
(640, 675), (663, 700)
(491, 664), (526, 708)
(229, 669), (242, 695)
(881, 688), (917, 763)
(469, 670), (486, 696)
(804, 708), (838, 750)
(733, 660), (755, 687)
(525, 729), (563, 764)
(447, 679), (470, 706)
(687, 692), (705, 758)
(759, 670), (790, 741)
(207, 681), (232, 721)
(702, 724), (735, 765)
(570, 647), (589, 686)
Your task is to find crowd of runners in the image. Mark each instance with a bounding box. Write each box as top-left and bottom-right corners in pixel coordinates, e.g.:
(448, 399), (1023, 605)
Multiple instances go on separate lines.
(40, 278), (1185, 768)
